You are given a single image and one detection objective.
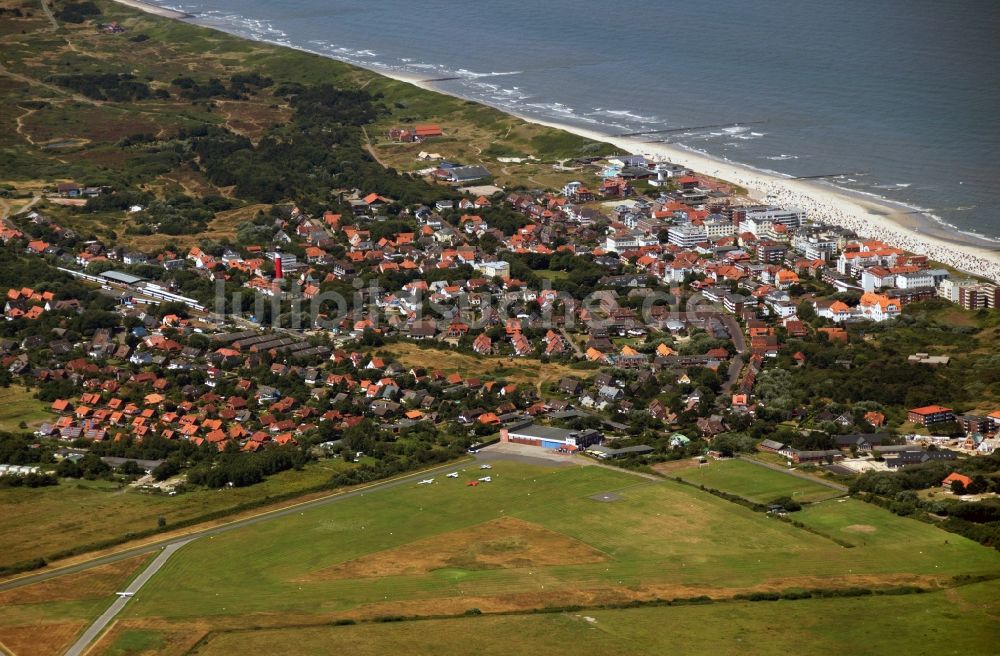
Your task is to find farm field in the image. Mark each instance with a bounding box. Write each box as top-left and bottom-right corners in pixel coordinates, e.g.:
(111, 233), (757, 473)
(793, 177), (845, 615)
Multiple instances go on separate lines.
(0, 458), (351, 570)
(188, 579), (1000, 656)
(672, 459), (842, 504)
(85, 461), (1000, 651)
(0, 386), (49, 433)
(0, 553), (151, 656)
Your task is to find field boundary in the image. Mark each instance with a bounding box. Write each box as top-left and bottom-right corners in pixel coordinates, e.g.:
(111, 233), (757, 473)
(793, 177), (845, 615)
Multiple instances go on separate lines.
(667, 475), (854, 548)
(182, 582), (947, 655)
(737, 456), (848, 493)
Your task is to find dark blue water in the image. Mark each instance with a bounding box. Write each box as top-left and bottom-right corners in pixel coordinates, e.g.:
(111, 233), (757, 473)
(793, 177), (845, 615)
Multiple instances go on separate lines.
(156, 0), (1000, 243)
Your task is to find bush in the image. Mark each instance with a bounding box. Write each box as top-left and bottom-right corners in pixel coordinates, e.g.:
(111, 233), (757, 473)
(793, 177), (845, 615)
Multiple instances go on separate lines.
(55, 1), (101, 23)
(770, 496), (803, 513)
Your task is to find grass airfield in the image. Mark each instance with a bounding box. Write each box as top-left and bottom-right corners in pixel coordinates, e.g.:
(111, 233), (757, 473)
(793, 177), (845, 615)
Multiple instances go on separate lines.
(59, 459), (1000, 654)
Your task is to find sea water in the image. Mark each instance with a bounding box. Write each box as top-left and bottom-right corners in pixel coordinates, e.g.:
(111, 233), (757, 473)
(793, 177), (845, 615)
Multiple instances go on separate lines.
(153, 0), (1000, 243)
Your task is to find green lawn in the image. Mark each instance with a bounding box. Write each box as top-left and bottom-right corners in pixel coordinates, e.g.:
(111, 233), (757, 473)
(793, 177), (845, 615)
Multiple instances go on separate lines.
(0, 385), (50, 432)
(120, 462), (1000, 627)
(674, 459), (842, 504)
(0, 458), (351, 569)
(794, 498), (961, 549)
(533, 268), (572, 281)
(194, 579), (1000, 656)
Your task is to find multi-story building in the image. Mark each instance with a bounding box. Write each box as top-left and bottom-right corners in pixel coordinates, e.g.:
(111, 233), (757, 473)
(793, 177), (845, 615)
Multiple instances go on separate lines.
(735, 206), (805, 236)
(886, 287), (936, 306)
(894, 270), (935, 289)
(703, 216), (736, 239)
(755, 240), (788, 264)
(792, 230), (843, 261)
(937, 278), (979, 303)
(958, 283), (999, 310)
(667, 224), (708, 248)
(723, 293), (749, 314)
(907, 405), (955, 426)
(857, 292), (901, 322)
(861, 266), (894, 292)
(474, 261), (511, 280)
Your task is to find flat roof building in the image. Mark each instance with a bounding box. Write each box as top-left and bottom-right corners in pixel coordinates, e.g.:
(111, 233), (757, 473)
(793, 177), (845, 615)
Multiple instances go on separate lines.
(500, 422), (602, 451)
(101, 270), (145, 286)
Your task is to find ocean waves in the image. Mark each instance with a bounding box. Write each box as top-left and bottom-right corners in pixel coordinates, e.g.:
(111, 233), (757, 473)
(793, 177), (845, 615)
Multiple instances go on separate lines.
(152, 0), (1000, 242)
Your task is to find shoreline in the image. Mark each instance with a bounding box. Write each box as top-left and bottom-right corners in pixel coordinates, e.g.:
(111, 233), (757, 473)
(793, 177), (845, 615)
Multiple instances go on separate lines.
(372, 68), (1000, 282)
(109, 0), (191, 19)
(114, 0), (1000, 282)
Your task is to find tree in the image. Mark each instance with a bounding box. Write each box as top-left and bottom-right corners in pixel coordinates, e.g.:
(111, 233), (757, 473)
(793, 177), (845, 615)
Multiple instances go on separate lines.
(119, 460), (142, 477)
(770, 496), (802, 512)
(797, 300), (816, 321)
(712, 433), (755, 457)
(967, 475), (988, 495)
(153, 459), (180, 481)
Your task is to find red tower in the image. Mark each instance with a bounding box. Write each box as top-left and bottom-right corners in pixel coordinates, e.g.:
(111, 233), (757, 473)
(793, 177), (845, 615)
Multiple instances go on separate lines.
(273, 253), (283, 280)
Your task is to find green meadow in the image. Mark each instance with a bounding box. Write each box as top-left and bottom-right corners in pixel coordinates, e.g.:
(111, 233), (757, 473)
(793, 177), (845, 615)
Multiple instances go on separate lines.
(190, 579), (1000, 656)
(674, 459), (843, 504)
(121, 462), (999, 625)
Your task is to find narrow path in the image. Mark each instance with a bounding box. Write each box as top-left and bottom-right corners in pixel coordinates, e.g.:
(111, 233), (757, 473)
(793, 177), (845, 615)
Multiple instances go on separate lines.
(360, 126), (386, 167)
(14, 107), (38, 145)
(39, 0), (59, 31)
(0, 62), (102, 106)
(0, 194), (41, 223)
(63, 538), (196, 656)
(580, 457), (662, 482)
(738, 455), (849, 492)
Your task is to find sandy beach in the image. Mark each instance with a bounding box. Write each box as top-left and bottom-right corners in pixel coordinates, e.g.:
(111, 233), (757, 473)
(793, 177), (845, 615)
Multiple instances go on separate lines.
(112, 0), (1000, 283)
(110, 0), (191, 19)
(373, 68), (1000, 282)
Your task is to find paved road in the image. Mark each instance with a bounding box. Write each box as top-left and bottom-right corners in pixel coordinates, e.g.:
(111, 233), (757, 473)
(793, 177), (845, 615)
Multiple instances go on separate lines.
(0, 458), (472, 593)
(63, 539), (195, 656)
(559, 327), (583, 357)
(739, 455), (849, 493)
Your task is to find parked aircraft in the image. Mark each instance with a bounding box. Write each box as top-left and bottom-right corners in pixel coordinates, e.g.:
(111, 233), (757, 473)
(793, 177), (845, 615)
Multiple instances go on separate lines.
(447, 472), (459, 478)
(417, 478), (434, 485)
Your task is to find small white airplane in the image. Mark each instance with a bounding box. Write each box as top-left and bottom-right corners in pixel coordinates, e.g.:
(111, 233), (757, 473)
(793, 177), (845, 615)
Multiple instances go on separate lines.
(446, 472), (459, 478)
(417, 478), (434, 485)
(115, 592), (135, 598)
(479, 464), (492, 470)
(478, 476), (492, 483)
